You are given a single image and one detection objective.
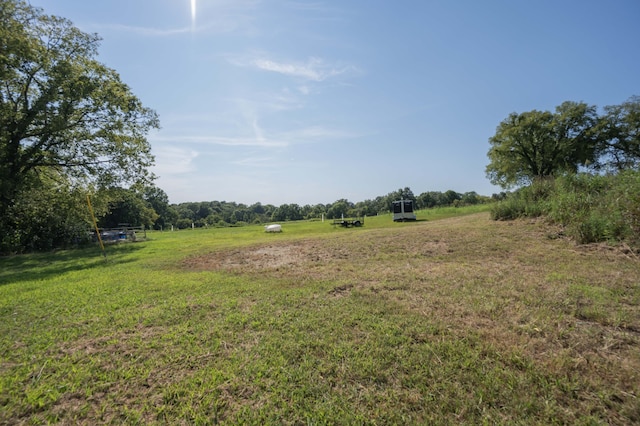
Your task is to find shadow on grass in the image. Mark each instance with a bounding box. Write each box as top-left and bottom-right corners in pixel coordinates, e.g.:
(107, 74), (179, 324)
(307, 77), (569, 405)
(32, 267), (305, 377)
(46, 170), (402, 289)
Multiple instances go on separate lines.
(0, 243), (146, 286)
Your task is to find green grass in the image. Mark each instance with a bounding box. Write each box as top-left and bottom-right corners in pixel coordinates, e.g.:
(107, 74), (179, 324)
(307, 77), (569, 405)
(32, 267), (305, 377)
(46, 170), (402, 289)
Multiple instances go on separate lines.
(1, 205), (639, 424)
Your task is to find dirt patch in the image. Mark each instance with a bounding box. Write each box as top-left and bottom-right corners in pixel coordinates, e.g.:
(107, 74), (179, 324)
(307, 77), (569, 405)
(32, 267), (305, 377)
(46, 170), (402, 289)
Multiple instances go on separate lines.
(183, 242), (311, 271)
(182, 233), (450, 280)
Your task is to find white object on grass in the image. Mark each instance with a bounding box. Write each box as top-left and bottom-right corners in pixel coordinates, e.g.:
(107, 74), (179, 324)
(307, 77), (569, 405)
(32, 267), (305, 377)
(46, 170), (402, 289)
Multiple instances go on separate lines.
(265, 224), (282, 233)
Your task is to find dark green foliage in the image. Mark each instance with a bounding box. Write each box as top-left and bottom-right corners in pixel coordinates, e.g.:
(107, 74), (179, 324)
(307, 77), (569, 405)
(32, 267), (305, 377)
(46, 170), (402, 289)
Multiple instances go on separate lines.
(1, 179), (93, 253)
(0, 0), (158, 206)
(487, 96), (640, 248)
(326, 199), (351, 219)
(143, 186), (177, 230)
(99, 188), (159, 229)
(615, 171), (640, 246)
(384, 187), (416, 210)
(489, 197), (530, 221)
(546, 174), (634, 244)
(271, 203), (304, 221)
(487, 97), (640, 189)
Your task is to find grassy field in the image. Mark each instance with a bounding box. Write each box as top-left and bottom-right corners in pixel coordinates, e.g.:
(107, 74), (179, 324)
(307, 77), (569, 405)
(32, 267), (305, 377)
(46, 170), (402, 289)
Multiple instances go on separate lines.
(1, 206), (639, 425)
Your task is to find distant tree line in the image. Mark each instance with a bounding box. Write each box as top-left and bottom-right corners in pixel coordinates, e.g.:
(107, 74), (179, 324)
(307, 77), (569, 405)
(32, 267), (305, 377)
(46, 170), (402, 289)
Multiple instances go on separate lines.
(157, 187), (491, 230)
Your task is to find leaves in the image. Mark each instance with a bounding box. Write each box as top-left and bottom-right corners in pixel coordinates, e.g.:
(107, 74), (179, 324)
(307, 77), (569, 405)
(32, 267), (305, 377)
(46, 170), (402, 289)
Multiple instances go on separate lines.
(487, 98), (640, 189)
(0, 0), (159, 208)
(486, 103), (599, 188)
(0, 0), (159, 252)
(597, 96), (640, 171)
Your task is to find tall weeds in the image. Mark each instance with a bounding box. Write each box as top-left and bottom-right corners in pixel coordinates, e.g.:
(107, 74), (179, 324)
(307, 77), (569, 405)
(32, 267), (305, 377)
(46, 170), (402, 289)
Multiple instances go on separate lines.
(489, 177), (554, 221)
(491, 171), (640, 248)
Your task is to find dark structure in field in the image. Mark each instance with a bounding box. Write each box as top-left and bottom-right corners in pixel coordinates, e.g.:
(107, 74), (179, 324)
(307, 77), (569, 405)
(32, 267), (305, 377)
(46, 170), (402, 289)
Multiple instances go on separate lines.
(392, 199), (417, 221)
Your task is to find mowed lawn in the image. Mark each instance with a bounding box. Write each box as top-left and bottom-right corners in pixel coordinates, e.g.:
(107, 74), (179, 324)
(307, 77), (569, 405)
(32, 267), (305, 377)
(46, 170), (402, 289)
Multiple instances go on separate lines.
(1, 210), (639, 425)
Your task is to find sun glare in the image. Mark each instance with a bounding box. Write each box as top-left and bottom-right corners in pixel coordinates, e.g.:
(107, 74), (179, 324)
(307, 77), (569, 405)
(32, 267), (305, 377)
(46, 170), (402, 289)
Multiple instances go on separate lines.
(190, 0), (196, 28)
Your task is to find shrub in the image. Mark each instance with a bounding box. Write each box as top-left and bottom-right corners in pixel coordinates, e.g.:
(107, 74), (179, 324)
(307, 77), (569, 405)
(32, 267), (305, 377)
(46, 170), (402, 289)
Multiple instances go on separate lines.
(611, 170), (640, 246)
(1, 184), (92, 254)
(490, 197), (527, 220)
(571, 214), (608, 244)
(490, 179), (552, 220)
(546, 174), (600, 225)
(548, 173), (637, 245)
(491, 171), (640, 249)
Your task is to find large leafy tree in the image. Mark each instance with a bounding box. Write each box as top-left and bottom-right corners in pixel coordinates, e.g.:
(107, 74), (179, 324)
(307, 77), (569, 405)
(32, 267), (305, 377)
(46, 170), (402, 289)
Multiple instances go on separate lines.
(0, 1), (159, 227)
(596, 96), (640, 171)
(486, 101), (598, 188)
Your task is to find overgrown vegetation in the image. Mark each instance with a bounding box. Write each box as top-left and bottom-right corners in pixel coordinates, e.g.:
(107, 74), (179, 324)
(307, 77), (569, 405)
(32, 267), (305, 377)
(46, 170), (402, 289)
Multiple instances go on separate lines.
(491, 171), (640, 248)
(1, 210), (638, 424)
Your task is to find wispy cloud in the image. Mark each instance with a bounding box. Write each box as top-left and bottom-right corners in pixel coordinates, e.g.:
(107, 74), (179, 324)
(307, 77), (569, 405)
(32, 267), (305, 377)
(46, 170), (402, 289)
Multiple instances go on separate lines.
(151, 146), (199, 175)
(153, 123), (358, 150)
(279, 125), (359, 142)
(227, 53), (358, 82)
(231, 156), (278, 167)
(252, 57), (355, 81)
(297, 85), (311, 95)
(154, 134), (287, 148)
(225, 89), (306, 113)
(95, 23), (192, 37)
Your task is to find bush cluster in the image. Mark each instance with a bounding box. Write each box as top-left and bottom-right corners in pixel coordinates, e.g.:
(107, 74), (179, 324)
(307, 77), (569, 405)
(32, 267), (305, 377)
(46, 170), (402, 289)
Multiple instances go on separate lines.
(491, 171), (640, 248)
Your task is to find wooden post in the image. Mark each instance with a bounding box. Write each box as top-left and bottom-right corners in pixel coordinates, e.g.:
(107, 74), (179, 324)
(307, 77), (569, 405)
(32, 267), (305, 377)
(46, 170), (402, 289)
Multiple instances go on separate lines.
(87, 195), (107, 260)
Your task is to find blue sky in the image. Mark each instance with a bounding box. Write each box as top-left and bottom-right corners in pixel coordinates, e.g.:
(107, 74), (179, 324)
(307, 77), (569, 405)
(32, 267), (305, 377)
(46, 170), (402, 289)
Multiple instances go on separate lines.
(29, 0), (640, 205)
